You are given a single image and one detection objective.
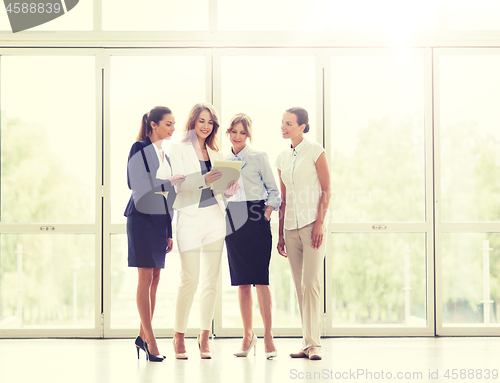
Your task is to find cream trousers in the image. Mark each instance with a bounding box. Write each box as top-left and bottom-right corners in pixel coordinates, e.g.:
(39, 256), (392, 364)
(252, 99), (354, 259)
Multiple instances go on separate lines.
(285, 222), (326, 351)
(174, 204), (226, 333)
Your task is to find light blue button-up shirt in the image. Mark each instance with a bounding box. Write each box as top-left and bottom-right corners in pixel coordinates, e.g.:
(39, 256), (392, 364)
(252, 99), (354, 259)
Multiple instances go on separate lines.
(225, 145), (281, 209)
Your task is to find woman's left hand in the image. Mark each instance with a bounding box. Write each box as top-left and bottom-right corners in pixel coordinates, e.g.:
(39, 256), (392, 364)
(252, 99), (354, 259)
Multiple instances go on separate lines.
(166, 237), (174, 253)
(224, 180), (240, 198)
(264, 211), (272, 221)
(168, 174), (186, 186)
(311, 221), (324, 250)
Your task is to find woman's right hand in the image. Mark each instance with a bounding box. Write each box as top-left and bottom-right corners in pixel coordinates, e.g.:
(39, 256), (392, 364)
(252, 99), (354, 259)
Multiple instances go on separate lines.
(224, 180), (240, 198)
(169, 174), (186, 186)
(277, 236), (287, 258)
(204, 169), (222, 186)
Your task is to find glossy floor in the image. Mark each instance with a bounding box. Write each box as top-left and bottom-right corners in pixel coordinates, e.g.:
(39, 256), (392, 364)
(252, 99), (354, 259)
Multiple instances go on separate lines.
(1, 337), (499, 382)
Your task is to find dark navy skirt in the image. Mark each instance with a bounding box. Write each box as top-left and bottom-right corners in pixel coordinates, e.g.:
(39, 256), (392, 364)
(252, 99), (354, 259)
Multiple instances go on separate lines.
(127, 212), (170, 268)
(225, 200), (272, 286)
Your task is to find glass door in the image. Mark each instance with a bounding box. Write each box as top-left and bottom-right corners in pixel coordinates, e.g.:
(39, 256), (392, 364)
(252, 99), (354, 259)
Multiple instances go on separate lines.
(212, 48), (323, 337)
(0, 49), (102, 337)
(325, 49), (435, 336)
(435, 49), (500, 335)
(103, 48), (212, 337)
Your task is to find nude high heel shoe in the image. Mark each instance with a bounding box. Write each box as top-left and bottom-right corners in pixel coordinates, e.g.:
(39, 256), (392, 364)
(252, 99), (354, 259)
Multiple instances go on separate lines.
(198, 334), (212, 359)
(264, 336), (277, 359)
(173, 338), (188, 360)
(307, 348), (322, 360)
(265, 350), (278, 359)
(233, 333), (257, 357)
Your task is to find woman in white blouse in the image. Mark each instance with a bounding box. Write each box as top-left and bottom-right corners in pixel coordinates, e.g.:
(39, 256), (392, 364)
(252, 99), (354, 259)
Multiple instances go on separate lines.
(224, 113), (280, 359)
(170, 103), (236, 360)
(276, 107), (331, 361)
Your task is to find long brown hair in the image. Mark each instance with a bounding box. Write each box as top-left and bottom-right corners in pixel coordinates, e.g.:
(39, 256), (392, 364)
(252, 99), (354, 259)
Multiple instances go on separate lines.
(136, 106), (172, 141)
(182, 103), (220, 151)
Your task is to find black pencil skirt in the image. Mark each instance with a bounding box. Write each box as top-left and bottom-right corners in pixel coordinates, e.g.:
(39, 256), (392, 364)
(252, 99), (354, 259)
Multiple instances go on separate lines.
(225, 200), (272, 286)
(127, 212), (170, 269)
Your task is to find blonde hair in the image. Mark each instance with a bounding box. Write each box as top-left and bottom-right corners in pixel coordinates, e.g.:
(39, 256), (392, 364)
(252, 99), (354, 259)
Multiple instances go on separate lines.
(226, 113), (252, 142)
(182, 103), (220, 151)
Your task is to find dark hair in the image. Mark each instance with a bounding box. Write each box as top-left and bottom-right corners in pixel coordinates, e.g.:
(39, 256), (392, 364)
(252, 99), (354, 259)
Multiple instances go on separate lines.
(182, 103), (220, 151)
(286, 107), (310, 133)
(137, 106), (172, 141)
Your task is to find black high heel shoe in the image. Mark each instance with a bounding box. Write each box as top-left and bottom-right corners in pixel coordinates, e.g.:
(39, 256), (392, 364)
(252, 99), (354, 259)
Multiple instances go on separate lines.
(136, 336), (166, 360)
(135, 336), (145, 359)
(144, 341), (164, 362)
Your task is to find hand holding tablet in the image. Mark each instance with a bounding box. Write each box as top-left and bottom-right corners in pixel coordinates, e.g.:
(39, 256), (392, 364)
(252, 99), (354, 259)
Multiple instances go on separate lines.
(210, 160), (242, 193)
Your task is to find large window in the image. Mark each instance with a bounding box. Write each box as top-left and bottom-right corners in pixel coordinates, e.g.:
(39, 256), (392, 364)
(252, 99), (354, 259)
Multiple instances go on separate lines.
(0, 53), (100, 335)
(105, 50), (210, 336)
(1, 47), (500, 338)
(216, 51), (319, 335)
(441, 234), (500, 326)
(326, 50), (433, 335)
(108, 53), (208, 224)
(332, 233), (427, 326)
(329, 53), (426, 223)
(436, 51), (500, 334)
(438, 54), (500, 223)
(1, 56), (96, 224)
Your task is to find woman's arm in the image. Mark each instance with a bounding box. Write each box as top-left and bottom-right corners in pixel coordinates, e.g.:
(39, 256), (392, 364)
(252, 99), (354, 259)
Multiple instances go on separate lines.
(311, 152), (331, 250)
(264, 205), (274, 221)
(277, 169), (287, 258)
(169, 141), (206, 192)
(166, 211), (173, 252)
(127, 142), (173, 193)
(260, 152), (281, 221)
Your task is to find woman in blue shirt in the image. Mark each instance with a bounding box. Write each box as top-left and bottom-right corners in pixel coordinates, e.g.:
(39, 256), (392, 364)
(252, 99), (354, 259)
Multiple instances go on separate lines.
(225, 113), (281, 359)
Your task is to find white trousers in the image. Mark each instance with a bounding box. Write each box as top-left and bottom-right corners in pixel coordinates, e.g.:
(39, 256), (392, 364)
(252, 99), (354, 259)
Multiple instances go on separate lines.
(174, 204), (226, 333)
(285, 222), (326, 351)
